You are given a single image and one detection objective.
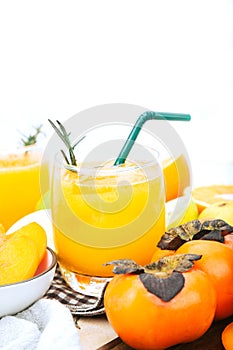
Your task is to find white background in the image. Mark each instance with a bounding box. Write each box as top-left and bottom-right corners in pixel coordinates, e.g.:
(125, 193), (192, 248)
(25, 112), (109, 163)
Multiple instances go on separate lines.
(0, 0), (233, 186)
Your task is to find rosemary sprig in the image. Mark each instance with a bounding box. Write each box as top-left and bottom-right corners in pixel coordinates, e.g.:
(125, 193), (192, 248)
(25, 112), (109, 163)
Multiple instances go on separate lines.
(20, 125), (43, 146)
(48, 119), (85, 166)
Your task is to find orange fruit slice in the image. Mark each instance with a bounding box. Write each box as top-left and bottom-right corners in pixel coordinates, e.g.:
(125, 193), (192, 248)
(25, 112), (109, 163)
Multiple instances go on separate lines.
(162, 154), (190, 202)
(8, 222), (47, 263)
(0, 235), (39, 285)
(192, 185), (233, 214)
(222, 322), (233, 350)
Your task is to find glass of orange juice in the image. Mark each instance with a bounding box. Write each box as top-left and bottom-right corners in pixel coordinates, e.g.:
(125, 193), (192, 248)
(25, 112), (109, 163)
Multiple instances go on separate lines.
(0, 145), (42, 230)
(51, 145), (165, 296)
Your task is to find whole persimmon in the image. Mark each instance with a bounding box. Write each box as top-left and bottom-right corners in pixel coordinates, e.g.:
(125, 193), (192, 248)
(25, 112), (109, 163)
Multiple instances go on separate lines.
(176, 240), (233, 320)
(222, 321), (233, 350)
(104, 255), (216, 350)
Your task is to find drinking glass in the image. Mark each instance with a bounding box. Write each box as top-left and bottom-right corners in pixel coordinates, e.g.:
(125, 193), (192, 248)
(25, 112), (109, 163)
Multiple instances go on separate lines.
(51, 147), (165, 296)
(0, 145), (42, 230)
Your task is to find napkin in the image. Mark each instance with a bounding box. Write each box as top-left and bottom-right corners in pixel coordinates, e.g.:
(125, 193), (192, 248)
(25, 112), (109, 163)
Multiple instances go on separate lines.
(0, 299), (82, 350)
(44, 266), (106, 316)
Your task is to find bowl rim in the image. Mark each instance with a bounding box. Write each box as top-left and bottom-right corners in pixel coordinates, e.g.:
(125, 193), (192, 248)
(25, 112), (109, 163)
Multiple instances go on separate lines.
(0, 247), (57, 289)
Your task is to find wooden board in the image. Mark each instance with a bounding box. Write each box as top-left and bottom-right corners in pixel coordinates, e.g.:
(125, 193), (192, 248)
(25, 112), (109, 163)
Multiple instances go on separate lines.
(94, 315), (233, 349)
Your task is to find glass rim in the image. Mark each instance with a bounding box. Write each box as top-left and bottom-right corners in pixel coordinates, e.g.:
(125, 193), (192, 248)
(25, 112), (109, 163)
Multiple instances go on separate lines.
(0, 145), (41, 171)
(54, 146), (161, 176)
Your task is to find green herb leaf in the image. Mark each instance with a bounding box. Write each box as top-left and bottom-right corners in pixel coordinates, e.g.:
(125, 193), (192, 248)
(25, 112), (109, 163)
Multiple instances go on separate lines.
(19, 125), (43, 146)
(48, 119), (85, 166)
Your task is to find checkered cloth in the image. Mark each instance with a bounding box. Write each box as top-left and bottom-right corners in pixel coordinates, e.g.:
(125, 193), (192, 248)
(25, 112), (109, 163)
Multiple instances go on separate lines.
(44, 266), (107, 316)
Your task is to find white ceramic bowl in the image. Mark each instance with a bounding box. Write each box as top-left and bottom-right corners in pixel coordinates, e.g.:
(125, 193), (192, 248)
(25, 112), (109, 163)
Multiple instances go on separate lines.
(0, 247), (57, 317)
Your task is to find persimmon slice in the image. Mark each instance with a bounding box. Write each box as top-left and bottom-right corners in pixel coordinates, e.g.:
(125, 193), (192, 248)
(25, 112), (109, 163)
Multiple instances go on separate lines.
(0, 235), (39, 285)
(8, 222), (47, 263)
(192, 185), (233, 213)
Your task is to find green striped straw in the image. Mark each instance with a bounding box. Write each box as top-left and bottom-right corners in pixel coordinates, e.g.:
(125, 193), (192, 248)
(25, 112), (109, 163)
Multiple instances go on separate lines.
(114, 111), (191, 166)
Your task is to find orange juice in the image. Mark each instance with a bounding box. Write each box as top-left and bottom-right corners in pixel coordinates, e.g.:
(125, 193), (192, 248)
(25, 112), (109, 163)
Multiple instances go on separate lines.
(52, 159), (165, 278)
(0, 146), (41, 229)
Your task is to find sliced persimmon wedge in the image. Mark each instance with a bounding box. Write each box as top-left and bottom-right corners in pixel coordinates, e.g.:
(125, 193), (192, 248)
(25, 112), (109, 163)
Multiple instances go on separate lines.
(0, 235), (39, 285)
(8, 222), (47, 263)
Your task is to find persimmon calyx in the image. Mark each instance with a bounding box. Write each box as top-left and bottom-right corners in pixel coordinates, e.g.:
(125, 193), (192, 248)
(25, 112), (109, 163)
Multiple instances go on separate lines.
(104, 259), (145, 275)
(104, 254), (202, 302)
(145, 253), (201, 274)
(157, 219), (233, 251)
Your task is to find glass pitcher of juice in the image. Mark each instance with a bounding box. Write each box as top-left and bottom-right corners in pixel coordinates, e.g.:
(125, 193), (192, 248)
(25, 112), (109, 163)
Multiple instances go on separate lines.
(51, 147), (165, 296)
(0, 146), (42, 230)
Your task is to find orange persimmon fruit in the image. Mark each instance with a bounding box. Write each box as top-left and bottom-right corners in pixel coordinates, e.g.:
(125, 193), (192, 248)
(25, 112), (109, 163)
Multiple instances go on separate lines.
(224, 234), (233, 250)
(0, 235), (39, 285)
(151, 247), (175, 261)
(0, 222), (47, 285)
(104, 256), (216, 350)
(222, 322), (233, 350)
(177, 240), (233, 320)
(8, 222), (47, 262)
